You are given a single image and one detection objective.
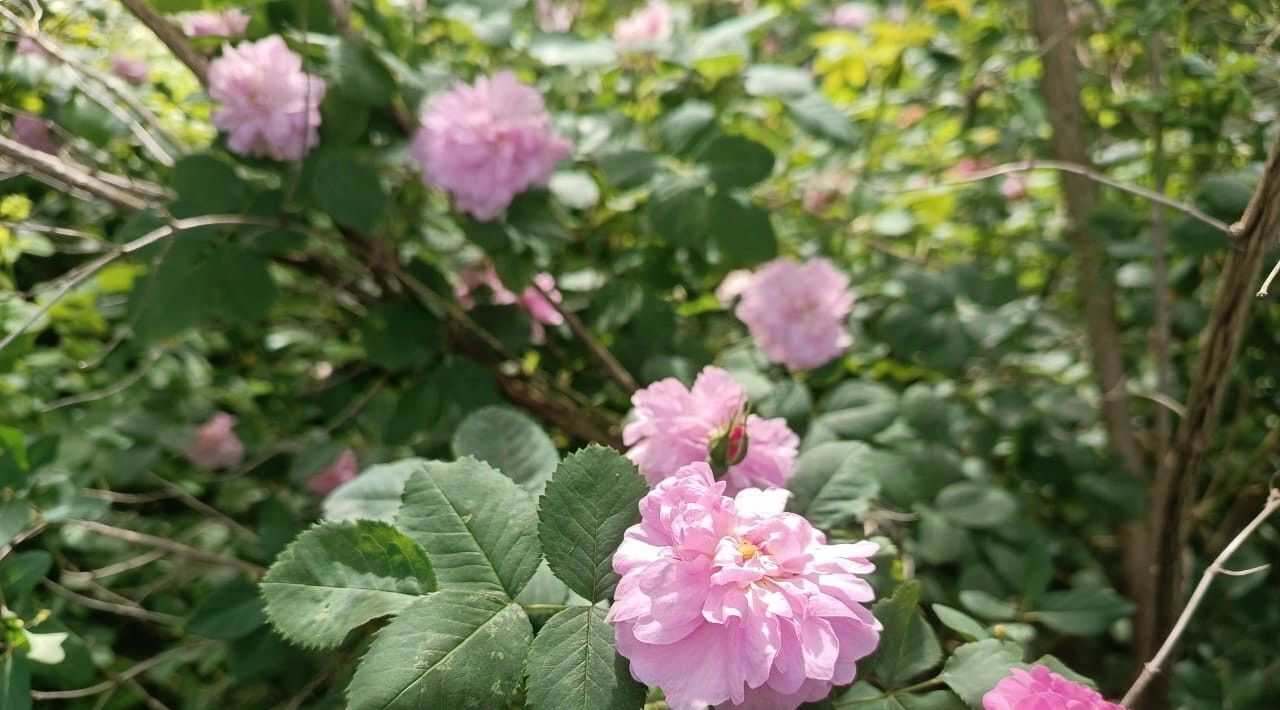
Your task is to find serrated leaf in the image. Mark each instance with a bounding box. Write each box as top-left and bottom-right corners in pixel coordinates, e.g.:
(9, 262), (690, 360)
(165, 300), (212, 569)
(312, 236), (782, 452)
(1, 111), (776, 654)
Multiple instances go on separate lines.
(871, 581), (942, 688)
(186, 578), (266, 640)
(787, 442), (889, 529)
(538, 445), (647, 602)
(452, 406), (559, 496)
(396, 458), (541, 597)
(260, 520), (436, 649)
(525, 607), (645, 710)
(323, 458), (426, 522)
(347, 591), (532, 709)
(939, 639), (1025, 706)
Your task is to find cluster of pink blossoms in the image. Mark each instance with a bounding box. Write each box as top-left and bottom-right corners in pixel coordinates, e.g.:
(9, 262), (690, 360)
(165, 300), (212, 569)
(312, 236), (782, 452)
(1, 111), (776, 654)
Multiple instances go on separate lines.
(454, 263), (565, 343)
(625, 366), (798, 494)
(984, 666), (1126, 710)
(609, 462), (882, 709)
(208, 36), (326, 161)
(614, 1), (674, 48)
(410, 71), (572, 221)
(183, 412), (244, 471)
(308, 448), (359, 496)
(180, 10), (251, 38)
(728, 257), (855, 371)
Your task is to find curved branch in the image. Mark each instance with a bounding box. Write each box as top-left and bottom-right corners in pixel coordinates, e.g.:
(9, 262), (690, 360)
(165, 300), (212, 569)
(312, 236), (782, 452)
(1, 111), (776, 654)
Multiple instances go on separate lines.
(0, 133), (152, 210)
(117, 0), (209, 87)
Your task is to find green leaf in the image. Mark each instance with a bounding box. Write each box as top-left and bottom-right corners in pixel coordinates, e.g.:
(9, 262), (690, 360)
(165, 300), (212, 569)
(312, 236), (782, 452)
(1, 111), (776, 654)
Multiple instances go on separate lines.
(538, 446), (647, 603)
(690, 7), (778, 60)
(931, 604), (990, 642)
(1030, 588), (1135, 635)
(0, 551), (52, 597)
(935, 482), (1017, 529)
(0, 653), (30, 710)
(396, 458), (541, 597)
(0, 426), (28, 488)
(347, 591), (532, 710)
(209, 246), (277, 326)
(169, 154), (249, 214)
(657, 101), (717, 155)
(310, 150), (386, 232)
(743, 64), (814, 98)
(550, 171), (601, 210)
(939, 638), (1025, 706)
(817, 381), (901, 440)
(529, 36), (616, 67)
(525, 607), (646, 710)
(0, 498), (30, 548)
(129, 231), (216, 342)
(707, 194), (778, 267)
(322, 458), (425, 522)
(361, 299), (443, 371)
(260, 520), (436, 649)
(647, 173), (711, 247)
(785, 92), (856, 145)
(327, 38), (394, 106)
(787, 442), (889, 529)
(697, 135), (775, 189)
(871, 581), (943, 688)
(597, 150), (659, 189)
(452, 406), (559, 496)
(186, 578), (266, 641)
(958, 591), (1018, 621)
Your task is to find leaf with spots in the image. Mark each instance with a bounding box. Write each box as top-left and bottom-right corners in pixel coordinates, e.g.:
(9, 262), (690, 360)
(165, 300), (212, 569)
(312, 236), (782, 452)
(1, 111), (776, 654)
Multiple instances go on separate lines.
(260, 520), (435, 649)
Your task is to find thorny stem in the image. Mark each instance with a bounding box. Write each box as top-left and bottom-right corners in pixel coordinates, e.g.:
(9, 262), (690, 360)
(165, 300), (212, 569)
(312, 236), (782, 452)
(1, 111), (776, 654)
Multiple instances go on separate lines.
(1120, 487), (1280, 706)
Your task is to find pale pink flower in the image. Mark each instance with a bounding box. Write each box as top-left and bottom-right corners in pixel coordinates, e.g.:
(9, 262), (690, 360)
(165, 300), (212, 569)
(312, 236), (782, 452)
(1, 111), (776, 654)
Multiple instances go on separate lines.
(1000, 175), (1028, 202)
(208, 36), (326, 161)
(950, 157), (993, 178)
(983, 666), (1125, 710)
(829, 3), (875, 30)
(454, 264), (565, 343)
(735, 258), (854, 371)
(410, 71), (572, 221)
(308, 448), (359, 496)
(535, 0), (580, 33)
(184, 412), (245, 471)
(624, 366), (798, 494)
(13, 113), (57, 155)
(715, 269), (755, 306)
(112, 55), (149, 86)
(608, 463), (882, 709)
(180, 10), (251, 38)
(16, 36), (46, 57)
(802, 172), (853, 215)
(613, 1), (674, 48)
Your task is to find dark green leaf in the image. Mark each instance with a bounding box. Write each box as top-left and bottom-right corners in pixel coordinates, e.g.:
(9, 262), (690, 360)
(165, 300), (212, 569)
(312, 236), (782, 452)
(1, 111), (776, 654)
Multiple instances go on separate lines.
(597, 150), (659, 189)
(647, 173), (711, 247)
(361, 299), (443, 371)
(871, 581), (943, 688)
(931, 604), (990, 642)
(186, 578), (266, 640)
(0, 551), (52, 597)
(310, 151), (386, 232)
(935, 482), (1017, 529)
(327, 38), (394, 106)
(697, 135), (775, 189)
(657, 101), (717, 155)
(785, 92), (856, 145)
(1030, 588), (1135, 635)
(707, 194), (778, 266)
(452, 406), (559, 496)
(525, 607), (646, 710)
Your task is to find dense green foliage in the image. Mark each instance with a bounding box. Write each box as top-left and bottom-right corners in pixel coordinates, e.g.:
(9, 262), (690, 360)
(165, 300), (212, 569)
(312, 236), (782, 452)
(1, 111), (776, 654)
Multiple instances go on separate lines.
(2, 0), (1280, 708)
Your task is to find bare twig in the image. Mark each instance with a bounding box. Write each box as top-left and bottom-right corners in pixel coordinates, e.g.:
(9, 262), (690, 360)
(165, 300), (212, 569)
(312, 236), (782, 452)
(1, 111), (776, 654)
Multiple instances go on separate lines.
(41, 351), (164, 412)
(1148, 30), (1174, 457)
(63, 550), (167, 582)
(29, 642), (215, 701)
(41, 578), (184, 626)
(0, 521), (47, 561)
(1256, 256), (1280, 297)
(0, 134), (151, 210)
(63, 519), (263, 576)
(0, 215), (287, 354)
(144, 472), (260, 542)
(116, 0), (209, 87)
(1122, 488), (1280, 706)
(533, 281), (638, 394)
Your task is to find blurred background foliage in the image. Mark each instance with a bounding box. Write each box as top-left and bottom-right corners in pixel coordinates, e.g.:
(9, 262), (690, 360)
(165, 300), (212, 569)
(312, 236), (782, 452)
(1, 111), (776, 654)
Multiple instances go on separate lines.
(1, 0), (1280, 708)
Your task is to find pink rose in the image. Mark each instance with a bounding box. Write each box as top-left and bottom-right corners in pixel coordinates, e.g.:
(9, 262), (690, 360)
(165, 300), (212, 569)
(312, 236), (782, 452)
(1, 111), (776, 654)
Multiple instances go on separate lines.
(734, 258), (855, 371)
(454, 264), (564, 343)
(308, 448), (359, 496)
(208, 36), (326, 161)
(613, 1), (674, 48)
(13, 113), (57, 155)
(183, 412), (245, 471)
(983, 666), (1126, 710)
(112, 55), (149, 86)
(180, 10), (251, 38)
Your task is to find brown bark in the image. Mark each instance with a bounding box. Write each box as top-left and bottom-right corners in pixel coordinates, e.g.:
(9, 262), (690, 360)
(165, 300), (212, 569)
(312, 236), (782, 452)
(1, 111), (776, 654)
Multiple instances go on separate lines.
(118, 0), (210, 87)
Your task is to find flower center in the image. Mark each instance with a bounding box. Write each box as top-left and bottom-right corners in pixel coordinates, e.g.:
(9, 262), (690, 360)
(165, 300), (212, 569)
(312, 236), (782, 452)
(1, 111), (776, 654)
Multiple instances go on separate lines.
(737, 541), (759, 559)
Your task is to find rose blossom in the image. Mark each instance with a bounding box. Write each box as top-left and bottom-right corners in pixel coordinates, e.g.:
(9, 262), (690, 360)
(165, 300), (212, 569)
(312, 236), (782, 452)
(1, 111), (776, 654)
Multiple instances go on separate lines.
(829, 2), (875, 30)
(1000, 175), (1028, 202)
(410, 71), (572, 221)
(608, 462), (882, 709)
(715, 269), (755, 306)
(613, 1), (674, 48)
(16, 36), (46, 57)
(112, 55), (149, 86)
(535, 0), (580, 33)
(454, 263), (565, 343)
(13, 113), (57, 155)
(734, 257), (855, 371)
(624, 366), (798, 494)
(180, 10), (251, 38)
(183, 412), (244, 471)
(308, 448), (359, 496)
(983, 666), (1125, 710)
(208, 36), (326, 161)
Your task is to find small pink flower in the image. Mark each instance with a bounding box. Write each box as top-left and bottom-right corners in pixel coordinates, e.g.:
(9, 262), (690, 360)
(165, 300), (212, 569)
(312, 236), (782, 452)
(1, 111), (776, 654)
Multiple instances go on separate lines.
(180, 10), (251, 38)
(715, 269), (755, 306)
(16, 36), (46, 57)
(613, 1), (674, 48)
(802, 172), (853, 215)
(208, 36), (326, 161)
(535, 0), (580, 33)
(13, 113), (57, 155)
(608, 463), (882, 709)
(735, 258), (854, 371)
(410, 71), (572, 221)
(624, 366), (799, 494)
(950, 157), (993, 178)
(829, 2), (875, 30)
(1000, 175), (1028, 202)
(184, 412), (245, 471)
(308, 448), (359, 496)
(112, 55), (149, 86)
(454, 264), (564, 343)
(983, 666), (1125, 710)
